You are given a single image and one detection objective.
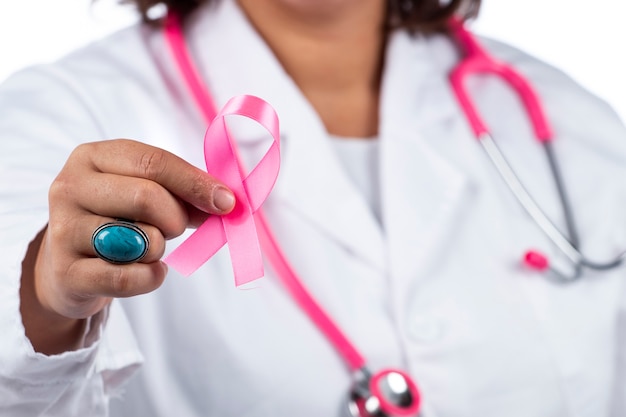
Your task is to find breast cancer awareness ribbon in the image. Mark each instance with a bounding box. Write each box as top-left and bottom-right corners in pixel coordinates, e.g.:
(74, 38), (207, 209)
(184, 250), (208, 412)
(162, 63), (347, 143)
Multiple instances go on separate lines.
(164, 95), (280, 286)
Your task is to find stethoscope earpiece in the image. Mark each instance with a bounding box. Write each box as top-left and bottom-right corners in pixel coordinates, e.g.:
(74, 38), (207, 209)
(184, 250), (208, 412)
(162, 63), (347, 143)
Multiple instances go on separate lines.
(347, 368), (421, 417)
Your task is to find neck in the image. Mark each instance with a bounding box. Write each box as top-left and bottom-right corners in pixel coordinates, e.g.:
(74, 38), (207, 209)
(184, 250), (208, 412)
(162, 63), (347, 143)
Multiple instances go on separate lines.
(237, 0), (387, 138)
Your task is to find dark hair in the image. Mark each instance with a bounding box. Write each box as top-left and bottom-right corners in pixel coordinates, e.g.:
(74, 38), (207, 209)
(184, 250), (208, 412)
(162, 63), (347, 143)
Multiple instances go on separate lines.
(126, 0), (481, 33)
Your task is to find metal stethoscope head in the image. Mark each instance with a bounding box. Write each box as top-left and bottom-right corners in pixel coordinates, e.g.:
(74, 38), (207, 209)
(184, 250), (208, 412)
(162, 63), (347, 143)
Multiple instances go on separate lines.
(346, 368), (421, 417)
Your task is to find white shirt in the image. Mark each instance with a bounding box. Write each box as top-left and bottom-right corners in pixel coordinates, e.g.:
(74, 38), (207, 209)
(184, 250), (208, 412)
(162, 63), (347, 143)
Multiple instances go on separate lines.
(1, 1), (626, 416)
(330, 136), (382, 223)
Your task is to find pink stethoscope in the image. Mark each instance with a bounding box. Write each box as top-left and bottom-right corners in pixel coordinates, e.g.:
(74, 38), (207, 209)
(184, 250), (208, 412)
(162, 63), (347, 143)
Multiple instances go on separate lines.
(163, 12), (625, 417)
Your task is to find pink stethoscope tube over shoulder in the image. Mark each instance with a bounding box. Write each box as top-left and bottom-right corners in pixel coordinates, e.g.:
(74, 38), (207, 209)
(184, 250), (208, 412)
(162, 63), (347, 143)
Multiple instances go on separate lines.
(447, 18), (625, 281)
(162, 10), (625, 417)
(448, 18), (552, 141)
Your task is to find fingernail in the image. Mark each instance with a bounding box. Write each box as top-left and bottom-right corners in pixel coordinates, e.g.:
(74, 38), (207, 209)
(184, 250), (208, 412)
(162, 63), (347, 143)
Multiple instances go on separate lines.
(214, 186), (236, 212)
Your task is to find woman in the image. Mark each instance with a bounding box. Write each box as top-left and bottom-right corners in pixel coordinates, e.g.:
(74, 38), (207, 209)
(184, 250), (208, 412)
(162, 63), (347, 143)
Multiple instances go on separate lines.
(2, 0), (626, 415)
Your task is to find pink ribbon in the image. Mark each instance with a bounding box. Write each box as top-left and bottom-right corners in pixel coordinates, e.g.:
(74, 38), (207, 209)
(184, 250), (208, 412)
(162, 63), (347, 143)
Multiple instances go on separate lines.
(164, 95), (280, 286)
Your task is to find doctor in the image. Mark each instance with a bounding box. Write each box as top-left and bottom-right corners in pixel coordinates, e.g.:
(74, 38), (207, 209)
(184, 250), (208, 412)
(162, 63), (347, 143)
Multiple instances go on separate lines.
(2, 0), (626, 415)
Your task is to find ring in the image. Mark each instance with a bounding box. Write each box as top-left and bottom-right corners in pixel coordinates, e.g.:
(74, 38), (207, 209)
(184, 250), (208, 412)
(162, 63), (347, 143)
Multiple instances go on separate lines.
(91, 220), (149, 264)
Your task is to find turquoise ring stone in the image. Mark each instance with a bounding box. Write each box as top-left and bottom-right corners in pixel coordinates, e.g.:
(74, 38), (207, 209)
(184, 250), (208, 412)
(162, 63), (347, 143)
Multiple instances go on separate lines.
(92, 221), (149, 264)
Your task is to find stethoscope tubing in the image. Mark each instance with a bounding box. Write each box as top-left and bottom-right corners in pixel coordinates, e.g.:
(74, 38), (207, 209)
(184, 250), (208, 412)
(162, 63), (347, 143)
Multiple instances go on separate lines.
(255, 210), (367, 371)
(480, 129), (625, 279)
(163, 12), (423, 416)
(163, 8), (624, 416)
(163, 11), (367, 372)
(479, 133), (582, 265)
(449, 19), (625, 281)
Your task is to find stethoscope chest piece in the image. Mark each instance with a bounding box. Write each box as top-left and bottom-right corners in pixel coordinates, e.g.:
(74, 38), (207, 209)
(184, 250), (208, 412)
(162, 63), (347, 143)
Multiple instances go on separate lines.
(347, 368), (421, 417)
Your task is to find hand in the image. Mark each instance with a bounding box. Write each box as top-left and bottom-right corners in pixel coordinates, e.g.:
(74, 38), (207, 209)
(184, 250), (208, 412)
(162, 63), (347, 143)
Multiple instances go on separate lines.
(20, 139), (235, 354)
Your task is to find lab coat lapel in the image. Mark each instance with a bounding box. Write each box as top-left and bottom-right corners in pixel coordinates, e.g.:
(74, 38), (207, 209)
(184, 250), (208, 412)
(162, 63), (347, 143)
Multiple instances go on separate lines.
(187, 0), (385, 269)
(274, 120), (387, 270)
(379, 32), (471, 283)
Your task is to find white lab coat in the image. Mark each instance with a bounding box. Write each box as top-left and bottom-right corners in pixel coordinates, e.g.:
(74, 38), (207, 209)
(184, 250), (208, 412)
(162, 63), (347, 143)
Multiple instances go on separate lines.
(1, 1), (626, 416)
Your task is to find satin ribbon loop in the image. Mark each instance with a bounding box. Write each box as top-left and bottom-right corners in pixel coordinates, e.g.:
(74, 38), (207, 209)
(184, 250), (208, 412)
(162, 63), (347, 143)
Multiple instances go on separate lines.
(165, 95), (280, 285)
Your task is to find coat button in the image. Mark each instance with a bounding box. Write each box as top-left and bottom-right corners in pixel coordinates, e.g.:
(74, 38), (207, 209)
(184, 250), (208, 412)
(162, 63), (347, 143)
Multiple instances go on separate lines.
(408, 316), (443, 343)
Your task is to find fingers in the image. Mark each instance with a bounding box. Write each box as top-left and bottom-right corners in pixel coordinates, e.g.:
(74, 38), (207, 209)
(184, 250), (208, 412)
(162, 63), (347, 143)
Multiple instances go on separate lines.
(53, 172), (189, 239)
(75, 139), (236, 214)
(63, 217), (166, 264)
(36, 225), (168, 320)
(39, 139), (229, 320)
(66, 258), (168, 299)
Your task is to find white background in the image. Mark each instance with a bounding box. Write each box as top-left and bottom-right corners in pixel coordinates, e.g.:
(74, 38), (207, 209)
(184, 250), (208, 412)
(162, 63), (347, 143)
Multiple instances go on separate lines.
(0, 0), (625, 122)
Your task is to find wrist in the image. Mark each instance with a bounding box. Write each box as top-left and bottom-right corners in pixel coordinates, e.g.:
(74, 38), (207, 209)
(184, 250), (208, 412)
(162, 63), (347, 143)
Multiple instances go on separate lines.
(20, 227), (87, 355)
